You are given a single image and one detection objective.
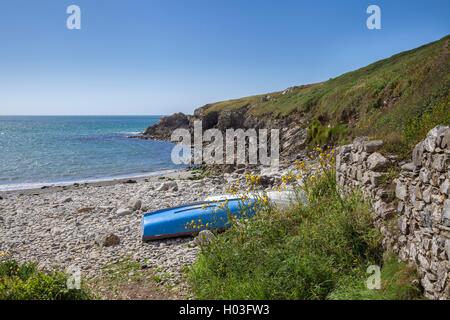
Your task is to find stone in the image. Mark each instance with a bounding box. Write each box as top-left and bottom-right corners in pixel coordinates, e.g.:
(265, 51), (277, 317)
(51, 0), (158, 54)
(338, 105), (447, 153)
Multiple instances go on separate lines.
(414, 186), (423, 200)
(422, 186), (432, 203)
(373, 199), (396, 218)
(156, 181), (179, 192)
(432, 154), (448, 172)
(412, 142), (424, 167)
(128, 198), (142, 211)
(414, 200), (425, 211)
(362, 172), (371, 185)
(399, 217), (409, 235)
(441, 179), (450, 195)
(417, 254), (430, 271)
(445, 240), (450, 260)
(423, 126), (447, 153)
(419, 168), (431, 184)
(396, 181), (408, 201)
(193, 230), (215, 246)
(116, 208), (132, 217)
(401, 163), (417, 172)
(364, 140), (384, 153)
(367, 152), (388, 171)
(441, 129), (450, 149)
(338, 144), (352, 155)
(443, 200), (450, 225)
(352, 137), (368, 152)
(421, 276), (435, 293)
(61, 197), (73, 203)
(436, 266), (448, 291)
(97, 233), (120, 247)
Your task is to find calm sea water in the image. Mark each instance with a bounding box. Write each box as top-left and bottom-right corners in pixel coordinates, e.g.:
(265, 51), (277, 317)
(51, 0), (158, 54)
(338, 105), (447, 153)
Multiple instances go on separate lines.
(0, 116), (181, 191)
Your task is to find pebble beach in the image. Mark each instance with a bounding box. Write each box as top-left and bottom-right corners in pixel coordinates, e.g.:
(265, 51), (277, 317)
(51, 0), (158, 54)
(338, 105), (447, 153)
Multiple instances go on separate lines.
(0, 170), (229, 294)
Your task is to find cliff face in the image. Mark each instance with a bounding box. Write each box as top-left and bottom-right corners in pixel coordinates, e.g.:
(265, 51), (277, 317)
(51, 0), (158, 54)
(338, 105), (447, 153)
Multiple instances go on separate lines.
(142, 35), (450, 160)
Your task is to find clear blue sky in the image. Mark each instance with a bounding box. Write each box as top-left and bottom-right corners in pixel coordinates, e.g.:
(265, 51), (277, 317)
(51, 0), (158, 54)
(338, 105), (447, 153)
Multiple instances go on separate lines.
(0, 0), (448, 115)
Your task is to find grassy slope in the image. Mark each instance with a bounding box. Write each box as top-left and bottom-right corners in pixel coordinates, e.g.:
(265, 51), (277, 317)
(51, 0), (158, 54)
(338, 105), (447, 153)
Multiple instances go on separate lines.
(199, 35), (450, 156)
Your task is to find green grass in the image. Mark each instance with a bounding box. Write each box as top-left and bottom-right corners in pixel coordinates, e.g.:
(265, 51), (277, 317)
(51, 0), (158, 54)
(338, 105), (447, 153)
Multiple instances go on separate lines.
(329, 256), (422, 300)
(188, 169), (422, 300)
(196, 35), (450, 156)
(0, 260), (91, 300)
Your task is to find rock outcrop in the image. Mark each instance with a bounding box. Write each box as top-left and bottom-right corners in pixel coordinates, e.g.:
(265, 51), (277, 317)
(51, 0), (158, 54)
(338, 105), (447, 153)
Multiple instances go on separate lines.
(141, 105), (308, 164)
(142, 112), (191, 140)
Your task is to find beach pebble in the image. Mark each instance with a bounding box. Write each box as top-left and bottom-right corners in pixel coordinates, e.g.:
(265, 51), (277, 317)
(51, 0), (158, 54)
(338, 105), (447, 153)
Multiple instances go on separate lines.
(61, 197), (73, 203)
(97, 233), (121, 247)
(156, 181), (178, 192)
(116, 208), (132, 217)
(128, 198), (142, 211)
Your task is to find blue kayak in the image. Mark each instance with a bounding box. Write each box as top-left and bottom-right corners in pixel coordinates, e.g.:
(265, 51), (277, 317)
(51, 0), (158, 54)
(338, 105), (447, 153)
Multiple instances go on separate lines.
(141, 198), (257, 241)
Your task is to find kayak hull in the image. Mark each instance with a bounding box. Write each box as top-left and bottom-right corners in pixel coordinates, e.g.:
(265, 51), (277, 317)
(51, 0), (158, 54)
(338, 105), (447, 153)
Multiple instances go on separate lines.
(141, 199), (257, 241)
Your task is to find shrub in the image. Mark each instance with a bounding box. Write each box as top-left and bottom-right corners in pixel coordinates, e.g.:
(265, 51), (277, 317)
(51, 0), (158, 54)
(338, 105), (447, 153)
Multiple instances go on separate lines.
(0, 260), (91, 300)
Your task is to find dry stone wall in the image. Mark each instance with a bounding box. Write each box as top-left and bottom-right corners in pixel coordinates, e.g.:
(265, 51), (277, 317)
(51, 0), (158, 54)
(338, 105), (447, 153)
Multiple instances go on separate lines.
(336, 126), (450, 300)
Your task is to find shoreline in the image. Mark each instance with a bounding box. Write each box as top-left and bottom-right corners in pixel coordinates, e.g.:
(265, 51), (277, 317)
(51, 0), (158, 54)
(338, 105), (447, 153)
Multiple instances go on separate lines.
(0, 168), (190, 195)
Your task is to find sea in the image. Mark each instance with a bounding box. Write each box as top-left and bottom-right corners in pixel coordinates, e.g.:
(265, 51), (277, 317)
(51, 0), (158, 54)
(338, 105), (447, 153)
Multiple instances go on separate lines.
(0, 116), (182, 191)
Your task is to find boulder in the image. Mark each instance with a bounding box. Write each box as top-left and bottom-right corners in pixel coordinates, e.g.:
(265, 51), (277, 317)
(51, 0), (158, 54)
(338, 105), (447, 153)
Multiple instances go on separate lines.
(367, 152), (388, 171)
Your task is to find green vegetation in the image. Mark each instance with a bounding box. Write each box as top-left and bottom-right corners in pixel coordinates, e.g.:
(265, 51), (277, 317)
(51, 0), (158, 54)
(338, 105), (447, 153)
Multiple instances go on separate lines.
(307, 120), (348, 147)
(188, 169), (422, 300)
(198, 35), (450, 156)
(329, 256), (421, 300)
(0, 259), (91, 300)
